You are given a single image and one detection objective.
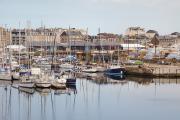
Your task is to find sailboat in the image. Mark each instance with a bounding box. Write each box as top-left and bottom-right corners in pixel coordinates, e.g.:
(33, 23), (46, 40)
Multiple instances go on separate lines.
(35, 73), (52, 88)
(66, 27), (76, 85)
(105, 45), (126, 77)
(58, 27), (76, 85)
(18, 76), (35, 94)
(59, 29), (74, 72)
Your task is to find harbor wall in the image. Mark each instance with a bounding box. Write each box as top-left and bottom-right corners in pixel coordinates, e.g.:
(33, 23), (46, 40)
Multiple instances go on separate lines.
(125, 64), (180, 78)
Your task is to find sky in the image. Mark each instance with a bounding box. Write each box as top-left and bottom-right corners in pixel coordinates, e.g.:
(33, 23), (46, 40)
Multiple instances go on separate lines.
(0, 0), (179, 35)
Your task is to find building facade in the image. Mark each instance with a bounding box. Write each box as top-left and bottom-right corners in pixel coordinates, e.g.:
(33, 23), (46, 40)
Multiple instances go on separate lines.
(158, 35), (177, 48)
(0, 27), (10, 50)
(11, 29), (26, 45)
(146, 30), (158, 39)
(125, 27), (145, 37)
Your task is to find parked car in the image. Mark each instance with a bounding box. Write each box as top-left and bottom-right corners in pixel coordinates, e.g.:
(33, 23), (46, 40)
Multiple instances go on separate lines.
(157, 61), (171, 65)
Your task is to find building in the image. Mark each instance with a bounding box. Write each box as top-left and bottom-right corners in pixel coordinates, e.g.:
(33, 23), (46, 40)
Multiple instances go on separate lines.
(25, 28), (57, 46)
(158, 35), (177, 48)
(60, 28), (87, 43)
(97, 33), (120, 42)
(146, 30), (158, 39)
(11, 29), (26, 45)
(0, 27), (10, 51)
(125, 27), (145, 37)
(123, 27), (148, 46)
(171, 32), (180, 37)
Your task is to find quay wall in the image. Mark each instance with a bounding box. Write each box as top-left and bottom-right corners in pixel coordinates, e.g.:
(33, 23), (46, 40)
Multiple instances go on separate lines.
(125, 64), (180, 78)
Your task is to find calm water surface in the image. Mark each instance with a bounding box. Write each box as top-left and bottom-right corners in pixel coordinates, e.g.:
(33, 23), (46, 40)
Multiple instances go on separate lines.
(0, 76), (180, 120)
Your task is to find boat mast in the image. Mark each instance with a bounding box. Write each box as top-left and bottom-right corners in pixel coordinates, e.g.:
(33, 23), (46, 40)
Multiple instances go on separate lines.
(98, 28), (100, 63)
(98, 28), (102, 64)
(30, 25), (32, 69)
(51, 29), (56, 73)
(118, 42), (120, 66)
(9, 28), (12, 75)
(1, 28), (5, 68)
(28, 21), (32, 70)
(40, 26), (44, 72)
(18, 22), (21, 67)
(68, 26), (71, 64)
(99, 28), (105, 65)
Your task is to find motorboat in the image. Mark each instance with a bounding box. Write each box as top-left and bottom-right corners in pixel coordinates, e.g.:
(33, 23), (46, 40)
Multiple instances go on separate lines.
(105, 64), (126, 77)
(82, 66), (97, 73)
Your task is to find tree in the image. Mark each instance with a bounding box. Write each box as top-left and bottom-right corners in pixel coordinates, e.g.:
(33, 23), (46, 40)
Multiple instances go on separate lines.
(151, 35), (159, 56)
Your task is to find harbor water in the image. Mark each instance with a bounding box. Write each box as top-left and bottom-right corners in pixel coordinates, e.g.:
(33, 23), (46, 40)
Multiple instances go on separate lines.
(0, 75), (180, 120)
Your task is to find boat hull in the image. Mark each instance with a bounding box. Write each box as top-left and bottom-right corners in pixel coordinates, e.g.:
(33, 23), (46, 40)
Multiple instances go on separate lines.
(0, 74), (12, 81)
(82, 68), (97, 73)
(35, 83), (51, 88)
(51, 82), (66, 89)
(66, 78), (76, 85)
(19, 87), (35, 94)
(105, 68), (126, 76)
(19, 83), (35, 88)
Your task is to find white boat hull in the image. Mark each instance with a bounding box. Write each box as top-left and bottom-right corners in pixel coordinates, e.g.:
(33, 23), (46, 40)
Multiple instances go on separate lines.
(82, 68), (97, 73)
(19, 83), (35, 88)
(35, 82), (51, 88)
(0, 74), (12, 81)
(96, 66), (106, 72)
(51, 81), (66, 89)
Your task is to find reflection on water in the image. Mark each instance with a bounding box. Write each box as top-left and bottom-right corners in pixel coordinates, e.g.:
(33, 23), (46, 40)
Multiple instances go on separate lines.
(1, 75), (180, 120)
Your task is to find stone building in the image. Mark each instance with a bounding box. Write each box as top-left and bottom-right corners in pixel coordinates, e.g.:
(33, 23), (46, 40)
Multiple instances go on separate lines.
(157, 35), (177, 48)
(60, 28), (87, 43)
(0, 27), (10, 51)
(123, 27), (148, 46)
(125, 27), (145, 37)
(11, 29), (26, 45)
(146, 30), (158, 39)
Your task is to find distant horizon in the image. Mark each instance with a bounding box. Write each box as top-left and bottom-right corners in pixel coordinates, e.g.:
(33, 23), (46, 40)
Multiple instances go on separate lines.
(0, 0), (179, 35)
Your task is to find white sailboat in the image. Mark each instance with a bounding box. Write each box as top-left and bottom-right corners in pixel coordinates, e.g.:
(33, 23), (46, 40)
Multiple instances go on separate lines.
(35, 73), (51, 88)
(35, 27), (54, 88)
